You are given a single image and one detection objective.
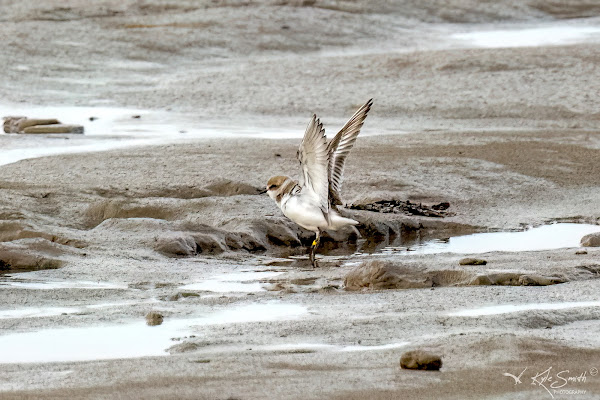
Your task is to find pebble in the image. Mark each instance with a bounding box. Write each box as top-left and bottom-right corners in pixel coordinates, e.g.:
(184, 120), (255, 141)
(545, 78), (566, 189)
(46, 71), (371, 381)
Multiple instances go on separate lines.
(145, 311), (164, 326)
(400, 350), (442, 371)
(2, 116), (26, 133)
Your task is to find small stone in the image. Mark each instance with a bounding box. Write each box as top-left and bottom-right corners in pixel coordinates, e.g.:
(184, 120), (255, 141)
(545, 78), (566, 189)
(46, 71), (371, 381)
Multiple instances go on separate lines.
(23, 124), (84, 134)
(400, 350), (442, 371)
(581, 232), (600, 247)
(575, 250), (588, 255)
(3, 116), (26, 133)
(145, 311), (164, 326)
(459, 258), (487, 266)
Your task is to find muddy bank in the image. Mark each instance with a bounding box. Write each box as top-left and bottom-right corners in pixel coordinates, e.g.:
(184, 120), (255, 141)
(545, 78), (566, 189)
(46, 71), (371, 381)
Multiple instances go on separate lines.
(4, 127), (599, 274)
(343, 259), (600, 290)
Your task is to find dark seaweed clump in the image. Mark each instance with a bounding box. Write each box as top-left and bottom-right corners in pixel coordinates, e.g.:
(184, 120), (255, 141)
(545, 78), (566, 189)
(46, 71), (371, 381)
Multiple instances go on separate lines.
(0, 260), (11, 271)
(348, 200), (451, 218)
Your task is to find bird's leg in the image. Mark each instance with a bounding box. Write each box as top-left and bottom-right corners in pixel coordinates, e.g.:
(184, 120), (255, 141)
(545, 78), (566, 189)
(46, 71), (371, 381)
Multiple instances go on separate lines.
(309, 230), (321, 268)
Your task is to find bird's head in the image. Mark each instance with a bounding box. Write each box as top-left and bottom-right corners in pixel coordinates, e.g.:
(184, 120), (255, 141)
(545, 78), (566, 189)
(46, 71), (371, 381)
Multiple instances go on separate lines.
(266, 175), (291, 202)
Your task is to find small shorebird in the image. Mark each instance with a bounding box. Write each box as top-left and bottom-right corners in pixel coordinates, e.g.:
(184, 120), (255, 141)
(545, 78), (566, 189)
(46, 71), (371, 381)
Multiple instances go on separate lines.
(266, 99), (373, 267)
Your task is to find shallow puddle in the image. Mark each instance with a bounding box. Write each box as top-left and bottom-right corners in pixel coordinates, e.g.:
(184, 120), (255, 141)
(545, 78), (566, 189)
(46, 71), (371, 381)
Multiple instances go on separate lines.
(449, 301), (600, 317)
(453, 25), (600, 48)
(179, 271), (284, 293)
(0, 321), (182, 363)
(0, 302), (306, 364)
(0, 278), (127, 290)
(377, 223), (600, 255)
(0, 104), (300, 167)
(0, 307), (81, 319)
(0, 300), (158, 320)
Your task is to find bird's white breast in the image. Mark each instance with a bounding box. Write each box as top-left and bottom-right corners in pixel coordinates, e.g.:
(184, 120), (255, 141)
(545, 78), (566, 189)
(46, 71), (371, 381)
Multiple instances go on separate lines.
(280, 193), (328, 232)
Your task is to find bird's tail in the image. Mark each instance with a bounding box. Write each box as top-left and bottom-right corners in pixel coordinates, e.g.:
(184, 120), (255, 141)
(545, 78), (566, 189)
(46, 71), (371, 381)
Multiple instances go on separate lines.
(328, 211), (359, 230)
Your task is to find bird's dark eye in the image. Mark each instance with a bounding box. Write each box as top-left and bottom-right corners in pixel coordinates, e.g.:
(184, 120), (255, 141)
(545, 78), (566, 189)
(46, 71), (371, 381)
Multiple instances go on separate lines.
(268, 184), (277, 190)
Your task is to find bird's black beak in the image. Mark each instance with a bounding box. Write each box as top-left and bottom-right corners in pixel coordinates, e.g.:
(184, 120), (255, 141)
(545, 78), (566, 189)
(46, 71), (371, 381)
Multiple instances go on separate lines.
(259, 189), (268, 194)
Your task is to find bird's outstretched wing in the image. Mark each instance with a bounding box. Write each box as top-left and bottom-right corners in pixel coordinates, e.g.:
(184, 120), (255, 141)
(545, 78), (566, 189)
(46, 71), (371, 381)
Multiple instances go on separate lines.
(297, 114), (330, 212)
(327, 99), (373, 206)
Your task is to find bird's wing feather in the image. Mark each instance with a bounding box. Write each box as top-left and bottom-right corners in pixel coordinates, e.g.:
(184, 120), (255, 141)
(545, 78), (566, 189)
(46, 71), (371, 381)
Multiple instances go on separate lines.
(327, 99), (373, 206)
(297, 114), (330, 212)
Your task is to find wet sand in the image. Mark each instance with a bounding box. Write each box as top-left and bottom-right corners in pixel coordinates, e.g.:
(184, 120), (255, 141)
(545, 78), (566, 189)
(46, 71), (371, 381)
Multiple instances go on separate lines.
(1, 1), (600, 399)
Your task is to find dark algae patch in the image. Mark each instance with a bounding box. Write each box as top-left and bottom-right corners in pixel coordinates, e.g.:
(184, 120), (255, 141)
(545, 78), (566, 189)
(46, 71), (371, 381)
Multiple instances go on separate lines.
(0, 260), (10, 272)
(348, 200), (451, 218)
